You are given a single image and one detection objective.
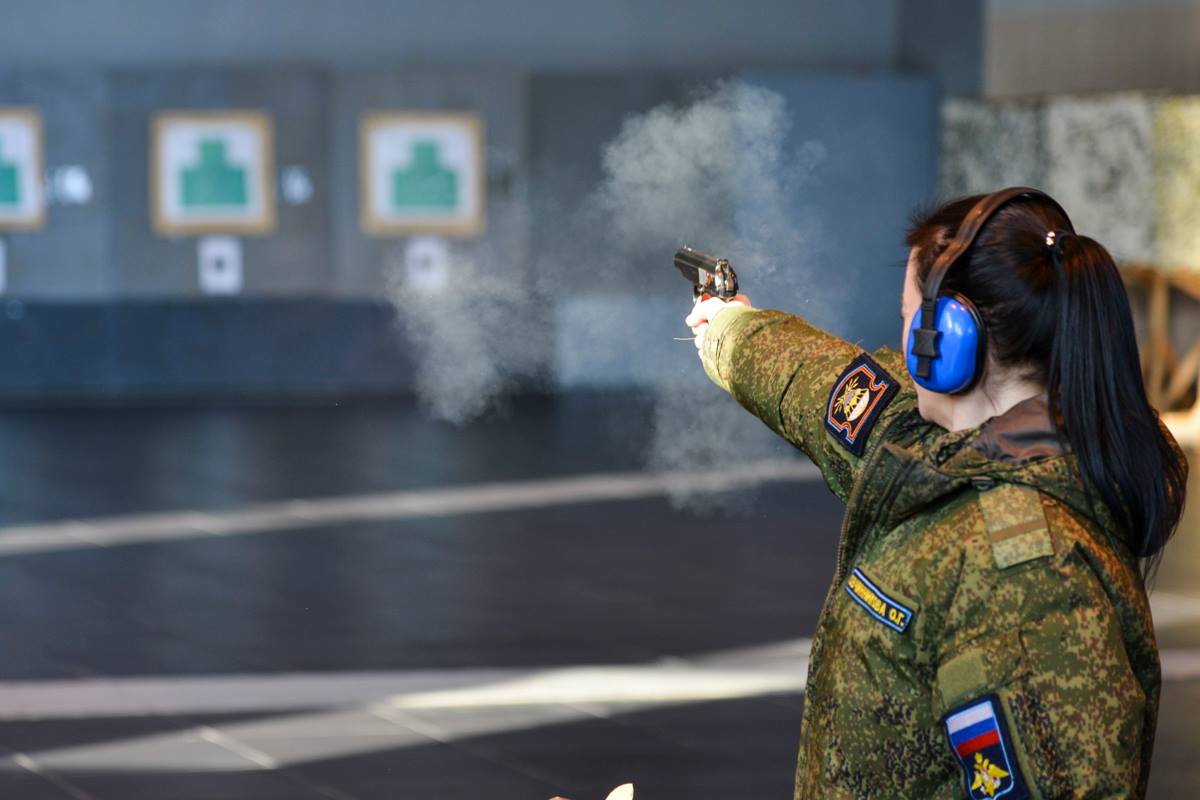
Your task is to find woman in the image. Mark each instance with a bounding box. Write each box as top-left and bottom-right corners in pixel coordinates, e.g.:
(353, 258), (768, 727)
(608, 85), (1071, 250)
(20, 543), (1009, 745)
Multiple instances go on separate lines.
(685, 188), (1186, 799)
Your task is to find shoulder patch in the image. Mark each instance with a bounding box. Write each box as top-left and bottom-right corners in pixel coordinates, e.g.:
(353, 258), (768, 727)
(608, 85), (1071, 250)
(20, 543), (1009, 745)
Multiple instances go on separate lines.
(825, 353), (899, 457)
(943, 695), (1029, 800)
(844, 567), (914, 632)
(977, 484), (1054, 569)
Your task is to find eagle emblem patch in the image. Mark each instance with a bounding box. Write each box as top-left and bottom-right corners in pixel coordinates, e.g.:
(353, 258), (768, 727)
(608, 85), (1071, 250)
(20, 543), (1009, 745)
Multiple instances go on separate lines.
(825, 353), (898, 456)
(944, 696), (1028, 799)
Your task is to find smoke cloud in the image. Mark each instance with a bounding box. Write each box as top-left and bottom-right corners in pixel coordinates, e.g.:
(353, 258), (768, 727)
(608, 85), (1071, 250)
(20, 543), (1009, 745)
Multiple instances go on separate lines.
(593, 80), (818, 282)
(588, 81), (822, 510)
(384, 216), (545, 425)
(387, 80), (824, 509)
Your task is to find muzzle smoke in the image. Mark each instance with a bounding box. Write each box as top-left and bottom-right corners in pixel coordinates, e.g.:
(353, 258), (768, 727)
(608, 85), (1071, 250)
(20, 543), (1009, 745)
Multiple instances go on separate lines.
(387, 81), (825, 509)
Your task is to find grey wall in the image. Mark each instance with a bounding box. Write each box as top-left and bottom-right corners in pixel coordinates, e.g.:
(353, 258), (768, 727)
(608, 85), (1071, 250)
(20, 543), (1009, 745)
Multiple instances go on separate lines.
(0, 70), (112, 298)
(0, 0), (985, 304)
(0, 1), (902, 72)
(986, 0), (1200, 96)
(0, 300), (415, 400)
(741, 72), (941, 351)
(0, 69), (337, 300)
(0, 1), (981, 395)
(898, 0), (985, 97)
(109, 69), (332, 298)
(0, 67), (528, 301)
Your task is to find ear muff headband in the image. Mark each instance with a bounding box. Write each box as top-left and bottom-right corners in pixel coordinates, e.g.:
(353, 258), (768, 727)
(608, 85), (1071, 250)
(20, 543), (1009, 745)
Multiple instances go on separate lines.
(909, 187), (1074, 391)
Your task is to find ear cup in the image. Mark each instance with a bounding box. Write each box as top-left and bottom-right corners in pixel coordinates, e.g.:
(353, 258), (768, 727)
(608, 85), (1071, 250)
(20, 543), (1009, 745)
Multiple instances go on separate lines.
(906, 293), (985, 394)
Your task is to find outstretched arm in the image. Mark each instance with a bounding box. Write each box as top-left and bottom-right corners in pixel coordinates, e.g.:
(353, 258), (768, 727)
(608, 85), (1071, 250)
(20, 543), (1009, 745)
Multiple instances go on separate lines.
(688, 298), (916, 501)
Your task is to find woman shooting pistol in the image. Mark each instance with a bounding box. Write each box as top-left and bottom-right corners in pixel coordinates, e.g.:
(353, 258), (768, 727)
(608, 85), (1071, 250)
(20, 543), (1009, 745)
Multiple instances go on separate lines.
(684, 188), (1186, 799)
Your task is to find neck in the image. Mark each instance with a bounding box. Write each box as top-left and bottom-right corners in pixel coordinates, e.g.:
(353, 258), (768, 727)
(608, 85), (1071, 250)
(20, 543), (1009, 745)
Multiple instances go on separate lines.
(942, 376), (1045, 433)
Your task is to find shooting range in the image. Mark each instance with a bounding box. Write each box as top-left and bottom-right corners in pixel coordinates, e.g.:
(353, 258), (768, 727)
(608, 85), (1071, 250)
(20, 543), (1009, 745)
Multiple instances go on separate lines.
(0, 1), (1198, 797)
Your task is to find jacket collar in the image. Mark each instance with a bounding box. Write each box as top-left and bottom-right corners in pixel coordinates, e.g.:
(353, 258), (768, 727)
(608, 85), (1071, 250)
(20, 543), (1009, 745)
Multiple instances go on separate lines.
(878, 394), (1112, 532)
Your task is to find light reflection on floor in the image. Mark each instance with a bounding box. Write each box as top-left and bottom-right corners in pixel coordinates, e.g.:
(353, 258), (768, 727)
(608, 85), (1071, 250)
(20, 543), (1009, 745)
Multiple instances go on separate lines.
(0, 397), (1195, 799)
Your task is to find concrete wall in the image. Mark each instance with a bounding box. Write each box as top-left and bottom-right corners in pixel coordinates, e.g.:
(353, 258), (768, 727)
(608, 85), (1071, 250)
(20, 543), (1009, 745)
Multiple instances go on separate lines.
(0, 1), (903, 72)
(0, 1), (983, 396)
(0, 300), (414, 400)
(108, 69), (332, 298)
(0, 67), (528, 301)
(986, 0), (1200, 96)
(899, 0), (985, 97)
(0, 70), (112, 298)
(741, 72), (940, 350)
(0, 1), (984, 304)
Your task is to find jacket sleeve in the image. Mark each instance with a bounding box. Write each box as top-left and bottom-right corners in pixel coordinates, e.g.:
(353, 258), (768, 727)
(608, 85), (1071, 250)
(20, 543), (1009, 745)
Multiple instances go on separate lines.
(933, 515), (1151, 799)
(699, 306), (916, 501)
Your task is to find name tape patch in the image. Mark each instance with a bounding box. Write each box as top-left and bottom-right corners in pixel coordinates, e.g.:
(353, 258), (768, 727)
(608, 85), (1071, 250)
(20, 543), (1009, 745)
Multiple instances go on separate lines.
(943, 695), (1029, 799)
(844, 567), (913, 633)
(825, 353), (899, 457)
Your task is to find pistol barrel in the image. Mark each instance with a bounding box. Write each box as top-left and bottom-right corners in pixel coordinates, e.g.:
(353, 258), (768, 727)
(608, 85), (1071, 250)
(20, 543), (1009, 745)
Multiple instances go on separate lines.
(674, 245), (722, 274)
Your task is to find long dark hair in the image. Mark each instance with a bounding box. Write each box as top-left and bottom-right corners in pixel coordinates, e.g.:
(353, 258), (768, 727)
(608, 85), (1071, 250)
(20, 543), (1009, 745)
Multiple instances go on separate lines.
(906, 193), (1186, 574)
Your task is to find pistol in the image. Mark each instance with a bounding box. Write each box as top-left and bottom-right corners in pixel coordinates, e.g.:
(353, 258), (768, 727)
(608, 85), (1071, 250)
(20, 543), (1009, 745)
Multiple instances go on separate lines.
(673, 245), (739, 301)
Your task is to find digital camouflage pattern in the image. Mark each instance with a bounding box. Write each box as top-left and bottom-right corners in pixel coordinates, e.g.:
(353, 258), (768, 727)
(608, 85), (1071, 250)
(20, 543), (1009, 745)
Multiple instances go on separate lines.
(699, 306), (1176, 799)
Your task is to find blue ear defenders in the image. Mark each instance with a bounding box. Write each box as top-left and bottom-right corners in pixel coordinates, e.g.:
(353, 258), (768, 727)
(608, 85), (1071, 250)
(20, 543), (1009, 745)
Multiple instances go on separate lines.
(905, 187), (1073, 394)
(906, 293), (985, 394)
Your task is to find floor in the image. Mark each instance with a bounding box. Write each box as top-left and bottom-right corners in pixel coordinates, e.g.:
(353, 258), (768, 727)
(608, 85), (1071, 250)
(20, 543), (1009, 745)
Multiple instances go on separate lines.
(0, 393), (1195, 799)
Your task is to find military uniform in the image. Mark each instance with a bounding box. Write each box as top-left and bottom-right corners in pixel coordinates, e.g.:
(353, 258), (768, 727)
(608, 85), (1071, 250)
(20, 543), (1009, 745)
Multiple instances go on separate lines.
(699, 306), (1172, 799)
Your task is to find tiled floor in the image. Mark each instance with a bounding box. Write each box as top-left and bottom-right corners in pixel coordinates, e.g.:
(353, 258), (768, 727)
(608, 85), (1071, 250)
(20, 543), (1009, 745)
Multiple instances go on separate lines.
(0, 393), (1195, 798)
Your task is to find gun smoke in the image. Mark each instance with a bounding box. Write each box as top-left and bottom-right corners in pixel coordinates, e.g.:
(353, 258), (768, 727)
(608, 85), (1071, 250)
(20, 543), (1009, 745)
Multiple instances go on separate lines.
(593, 81), (820, 510)
(386, 242), (544, 426)
(386, 81), (825, 508)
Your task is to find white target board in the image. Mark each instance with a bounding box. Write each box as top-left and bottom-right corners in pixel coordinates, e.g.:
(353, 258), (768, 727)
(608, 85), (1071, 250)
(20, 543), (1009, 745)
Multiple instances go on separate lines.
(0, 109), (45, 231)
(152, 111), (276, 236)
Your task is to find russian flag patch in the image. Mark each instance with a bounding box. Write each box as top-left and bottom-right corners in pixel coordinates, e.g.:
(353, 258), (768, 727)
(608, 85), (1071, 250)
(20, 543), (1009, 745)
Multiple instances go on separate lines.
(943, 695), (1028, 799)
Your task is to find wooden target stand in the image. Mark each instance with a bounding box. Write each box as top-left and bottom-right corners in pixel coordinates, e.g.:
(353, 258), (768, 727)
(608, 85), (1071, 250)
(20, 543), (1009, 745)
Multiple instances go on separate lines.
(1122, 265), (1200, 449)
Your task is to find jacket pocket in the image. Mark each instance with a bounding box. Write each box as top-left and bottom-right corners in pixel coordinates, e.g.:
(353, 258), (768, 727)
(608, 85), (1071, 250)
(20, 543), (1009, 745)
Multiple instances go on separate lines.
(933, 628), (1029, 719)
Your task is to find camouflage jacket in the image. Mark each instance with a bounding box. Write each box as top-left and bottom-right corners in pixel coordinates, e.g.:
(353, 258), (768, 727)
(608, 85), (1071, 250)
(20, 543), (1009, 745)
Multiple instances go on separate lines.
(700, 307), (1167, 799)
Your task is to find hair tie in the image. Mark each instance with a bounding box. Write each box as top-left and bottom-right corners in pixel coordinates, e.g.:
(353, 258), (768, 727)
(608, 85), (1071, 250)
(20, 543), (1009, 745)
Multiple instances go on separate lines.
(1045, 229), (1071, 267)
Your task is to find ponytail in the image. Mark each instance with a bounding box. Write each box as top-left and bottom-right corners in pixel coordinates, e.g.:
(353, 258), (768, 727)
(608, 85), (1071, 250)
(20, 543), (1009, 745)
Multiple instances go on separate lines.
(907, 194), (1187, 576)
(1049, 235), (1186, 569)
